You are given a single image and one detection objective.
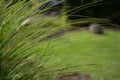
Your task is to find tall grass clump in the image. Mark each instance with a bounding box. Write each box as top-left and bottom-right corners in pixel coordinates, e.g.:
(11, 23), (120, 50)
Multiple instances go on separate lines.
(0, 0), (73, 80)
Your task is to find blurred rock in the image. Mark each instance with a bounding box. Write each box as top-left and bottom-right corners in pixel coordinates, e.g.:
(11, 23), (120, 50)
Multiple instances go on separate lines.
(89, 23), (104, 34)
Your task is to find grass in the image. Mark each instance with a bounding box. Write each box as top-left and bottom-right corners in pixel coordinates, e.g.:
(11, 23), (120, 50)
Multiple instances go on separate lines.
(0, 1), (71, 80)
(0, 1), (58, 80)
(0, 0), (120, 80)
(44, 30), (120, 80)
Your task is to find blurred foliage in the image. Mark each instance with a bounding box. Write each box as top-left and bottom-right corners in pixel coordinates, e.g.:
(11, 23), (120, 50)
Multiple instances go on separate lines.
(64, 0), (120, 25)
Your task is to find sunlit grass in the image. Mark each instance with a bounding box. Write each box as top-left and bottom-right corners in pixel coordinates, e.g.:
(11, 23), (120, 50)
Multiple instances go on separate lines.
(46, 30), (120, 80)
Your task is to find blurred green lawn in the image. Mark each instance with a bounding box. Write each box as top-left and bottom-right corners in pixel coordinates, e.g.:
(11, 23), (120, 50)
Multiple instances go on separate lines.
(42, 30), (120, 80)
